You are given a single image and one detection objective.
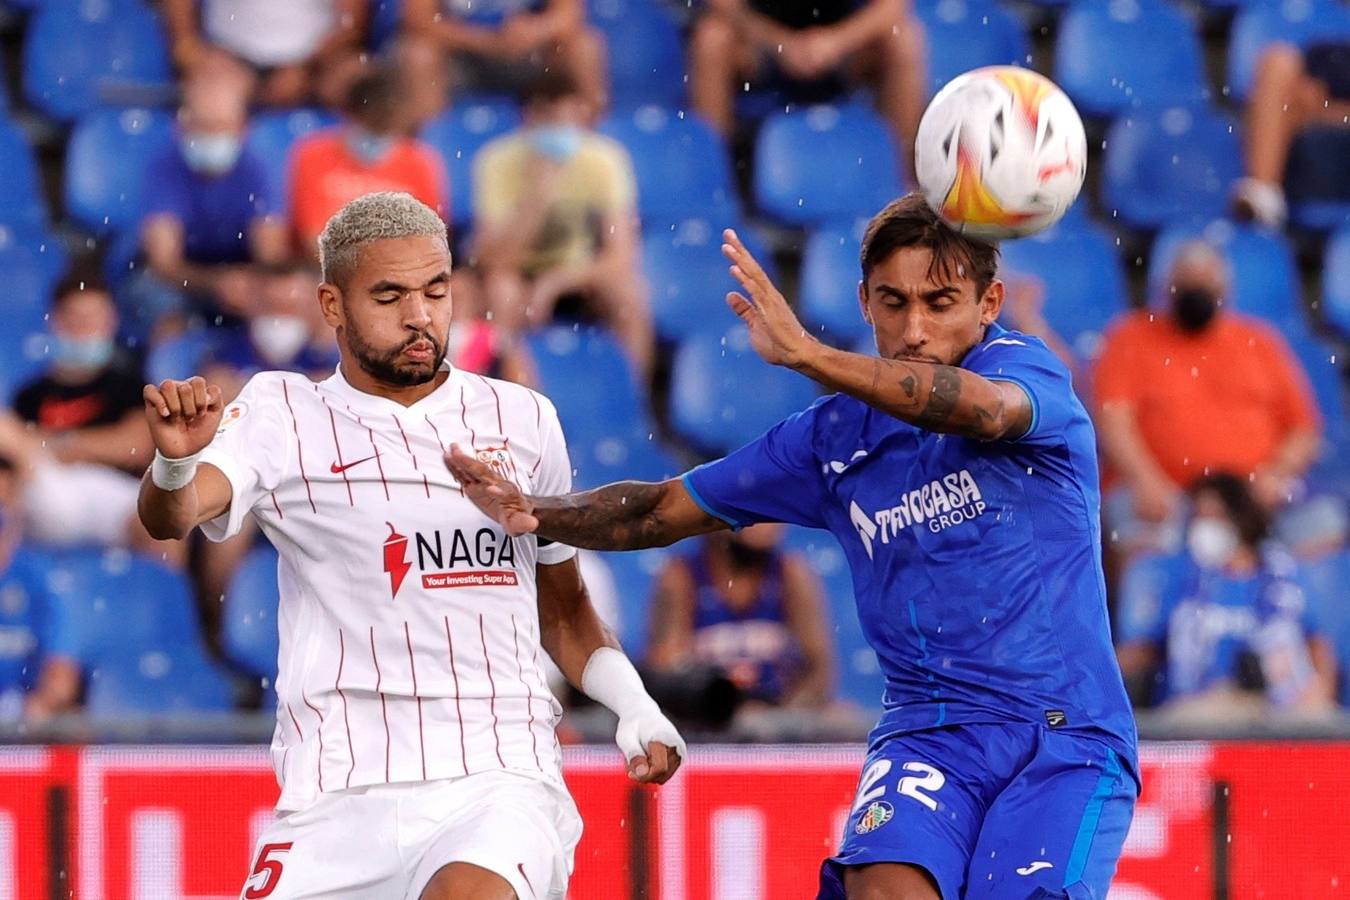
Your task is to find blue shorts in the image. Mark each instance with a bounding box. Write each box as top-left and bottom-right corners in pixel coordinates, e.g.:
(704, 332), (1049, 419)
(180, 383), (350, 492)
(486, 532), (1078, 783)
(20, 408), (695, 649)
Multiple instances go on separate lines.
(818, 723), (1137, 900)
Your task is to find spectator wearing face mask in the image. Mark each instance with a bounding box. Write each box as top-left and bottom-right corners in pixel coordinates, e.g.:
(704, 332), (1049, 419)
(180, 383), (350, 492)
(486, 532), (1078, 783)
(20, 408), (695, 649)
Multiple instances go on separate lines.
(1115, 473), (1338, 718)
(1092, 241), (1322, 554)
(139, 71), (288, 336)
(472, 73), (653, 376)
(289, 64), (449, 256)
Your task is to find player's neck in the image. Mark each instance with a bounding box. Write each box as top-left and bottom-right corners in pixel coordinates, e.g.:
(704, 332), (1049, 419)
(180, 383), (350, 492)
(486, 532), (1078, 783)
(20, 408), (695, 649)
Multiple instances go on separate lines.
(339, 358), (450, 406)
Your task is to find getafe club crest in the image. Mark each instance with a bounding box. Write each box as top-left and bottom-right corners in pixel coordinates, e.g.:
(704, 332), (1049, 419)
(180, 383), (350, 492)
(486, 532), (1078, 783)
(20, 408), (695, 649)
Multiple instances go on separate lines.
(855, 801), (894, 835)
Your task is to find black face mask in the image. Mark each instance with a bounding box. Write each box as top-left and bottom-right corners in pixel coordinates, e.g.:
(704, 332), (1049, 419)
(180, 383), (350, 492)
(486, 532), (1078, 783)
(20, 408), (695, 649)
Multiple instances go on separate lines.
(725, 540), (774, 569)
(1173, 288), (1220, 333)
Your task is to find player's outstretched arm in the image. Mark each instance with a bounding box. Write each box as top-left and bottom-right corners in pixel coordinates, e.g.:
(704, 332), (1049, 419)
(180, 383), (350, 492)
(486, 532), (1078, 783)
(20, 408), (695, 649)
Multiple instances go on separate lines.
(537, 558), (685, 784)
(446, 444), (729, 548)
(721, 229), (1033, 442)
(137, 377), (233, 541)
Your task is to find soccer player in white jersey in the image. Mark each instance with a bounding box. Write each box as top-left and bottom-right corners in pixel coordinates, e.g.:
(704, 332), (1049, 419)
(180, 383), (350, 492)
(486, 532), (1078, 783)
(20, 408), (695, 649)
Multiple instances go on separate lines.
(136, 191), (685, 900)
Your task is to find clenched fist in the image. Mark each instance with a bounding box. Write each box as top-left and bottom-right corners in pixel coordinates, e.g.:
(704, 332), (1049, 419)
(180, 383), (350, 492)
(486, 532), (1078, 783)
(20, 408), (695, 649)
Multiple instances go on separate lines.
(142, 377), (224, 459)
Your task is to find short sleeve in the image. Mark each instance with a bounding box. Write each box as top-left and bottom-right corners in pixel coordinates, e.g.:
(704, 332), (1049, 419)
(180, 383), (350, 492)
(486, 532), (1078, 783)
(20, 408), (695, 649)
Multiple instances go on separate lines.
(197, 374), (293, 542)
(967, 334), (1078, 446)
(682, 401), (828, 530)
(533, 394), (578, 565)
(1115, 553), (1175, 645)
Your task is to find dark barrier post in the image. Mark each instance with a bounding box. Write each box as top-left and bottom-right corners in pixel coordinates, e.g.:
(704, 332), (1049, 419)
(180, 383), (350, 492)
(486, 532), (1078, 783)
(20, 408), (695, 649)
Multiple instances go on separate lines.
(1212, 780), (1230, 900)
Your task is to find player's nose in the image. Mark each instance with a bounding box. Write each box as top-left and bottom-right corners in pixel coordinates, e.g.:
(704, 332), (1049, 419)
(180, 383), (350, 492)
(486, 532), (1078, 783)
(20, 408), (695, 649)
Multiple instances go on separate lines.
(403, 293), (433, 328)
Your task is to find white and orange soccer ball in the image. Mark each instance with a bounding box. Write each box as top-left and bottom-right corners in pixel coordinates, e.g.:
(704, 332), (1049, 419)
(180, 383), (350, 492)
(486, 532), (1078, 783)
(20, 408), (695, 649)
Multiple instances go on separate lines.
(915, 66), (1087, 240)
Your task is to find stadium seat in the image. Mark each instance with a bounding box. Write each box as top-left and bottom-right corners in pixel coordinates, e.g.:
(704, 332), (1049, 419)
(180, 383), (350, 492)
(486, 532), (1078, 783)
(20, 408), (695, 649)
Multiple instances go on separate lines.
(1323, 226), (1350, 337)
(1101, 104), (1242, 230)
(799, 218), (871, 346)
(595, 547), (674, 658)
(1301, 549), (1350, 702)
(64, 106), (174, 235)
(784, 528), (883, 711)
(642, 218), (775, 343)
(0, 118), (47, 227)
(997, 220), (1129, 363)
(670, 326), (821, 454)
(23, 0), (173, 122)
(1054, 0), (1208, 119)
(1284, 128), (1350, 233)
(1147, 219), (1302, 332)
(600, 106), (739, 225)
(419, 100), (521, 231)
(145, 327), (211, 387)
(913, 0), (1031, 95)
(86, 645), (235, 716)
(244, 107), (340, 206)
(223, 544), (281, 682)
(589, 0), (685, 109)
(1227, 0), (1350, 102)
(754, 104), (904, 227)
(0, 226), (68, 402)
(1285, 330), (1350, 448)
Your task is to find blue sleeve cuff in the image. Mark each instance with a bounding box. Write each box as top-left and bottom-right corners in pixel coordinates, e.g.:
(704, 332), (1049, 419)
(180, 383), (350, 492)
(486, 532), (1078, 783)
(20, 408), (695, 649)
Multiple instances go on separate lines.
(988, 377), (1039, 442)
(680, 471), (744, 530)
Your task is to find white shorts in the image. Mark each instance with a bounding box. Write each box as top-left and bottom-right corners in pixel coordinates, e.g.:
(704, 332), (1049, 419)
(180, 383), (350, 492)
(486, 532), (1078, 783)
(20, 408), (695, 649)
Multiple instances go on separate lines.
(239, 771), (582, 899)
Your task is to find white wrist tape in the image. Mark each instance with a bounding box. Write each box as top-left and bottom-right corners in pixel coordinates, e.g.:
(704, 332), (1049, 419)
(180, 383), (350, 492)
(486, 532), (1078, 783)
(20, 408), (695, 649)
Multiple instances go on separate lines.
(581, 647), (658, 718)
(150, 449), (201, 492)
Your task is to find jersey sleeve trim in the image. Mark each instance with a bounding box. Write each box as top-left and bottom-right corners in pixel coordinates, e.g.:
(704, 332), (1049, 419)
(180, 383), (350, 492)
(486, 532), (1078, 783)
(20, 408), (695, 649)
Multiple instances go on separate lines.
(986, 376), (1040, 442)
(680, 471), (744, 530)
(536, 540), (578, 565)
(195, 453), (250, 543)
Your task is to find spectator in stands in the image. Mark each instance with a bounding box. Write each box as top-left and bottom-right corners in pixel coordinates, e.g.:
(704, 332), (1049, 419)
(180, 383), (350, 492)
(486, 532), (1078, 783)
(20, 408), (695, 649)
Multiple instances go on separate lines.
(163, 0), (368, 108)
(139, 70), (288, 336)
(646, 524), (835, 711)
(689, 0), (925, 173)
(290, 64), (449, 257)
(0, 272), (174, 559)
(1115, 474), (1338, 718)
(1234, 40), (1350, 229)
(1093, 241), (1322, 553)
(400, 0), (607, 117)
(0, 452), (80, 724)
(472, 73), (653, 376)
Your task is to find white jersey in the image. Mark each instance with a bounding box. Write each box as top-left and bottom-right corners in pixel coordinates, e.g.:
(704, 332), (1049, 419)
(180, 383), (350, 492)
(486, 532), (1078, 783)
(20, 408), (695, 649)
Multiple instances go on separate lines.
(199, 363), (576, 812)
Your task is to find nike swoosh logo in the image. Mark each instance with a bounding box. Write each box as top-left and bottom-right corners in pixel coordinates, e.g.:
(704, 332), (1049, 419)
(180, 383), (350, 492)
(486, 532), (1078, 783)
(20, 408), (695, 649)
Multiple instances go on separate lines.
(1016, 861), (1054, 876)
(330, 455), (376, 474)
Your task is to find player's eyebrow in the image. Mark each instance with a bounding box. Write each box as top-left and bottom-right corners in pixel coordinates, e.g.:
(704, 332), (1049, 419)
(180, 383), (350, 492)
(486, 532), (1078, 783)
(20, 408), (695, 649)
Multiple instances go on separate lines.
(874, 284), (960, 302)
(367, 271), (450, 294)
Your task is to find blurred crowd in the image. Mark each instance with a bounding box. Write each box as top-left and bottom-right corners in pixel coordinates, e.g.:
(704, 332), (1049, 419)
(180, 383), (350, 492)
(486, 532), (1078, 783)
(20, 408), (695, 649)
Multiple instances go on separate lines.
(0, 0), (1348, 735)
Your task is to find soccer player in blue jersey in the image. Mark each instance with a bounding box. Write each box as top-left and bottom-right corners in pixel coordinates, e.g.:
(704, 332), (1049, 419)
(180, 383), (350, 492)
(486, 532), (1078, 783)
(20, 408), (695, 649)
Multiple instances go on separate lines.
(446, 193), (1139, 900)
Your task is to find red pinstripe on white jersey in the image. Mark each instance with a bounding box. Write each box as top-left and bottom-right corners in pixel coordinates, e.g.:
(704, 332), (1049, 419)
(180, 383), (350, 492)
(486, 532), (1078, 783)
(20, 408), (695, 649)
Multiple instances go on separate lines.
(199, 364), (574, 812)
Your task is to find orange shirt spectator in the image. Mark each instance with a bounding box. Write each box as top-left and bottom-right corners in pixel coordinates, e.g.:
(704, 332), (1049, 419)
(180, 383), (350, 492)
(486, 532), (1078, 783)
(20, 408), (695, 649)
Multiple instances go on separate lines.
(1095, 309), (1320, 489)
(290, 129), (447, 253)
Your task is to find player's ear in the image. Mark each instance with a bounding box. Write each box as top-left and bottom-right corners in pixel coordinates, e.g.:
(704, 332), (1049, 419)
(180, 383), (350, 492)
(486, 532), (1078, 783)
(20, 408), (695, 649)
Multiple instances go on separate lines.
(318, 282), (345, 330)
(978, 278), (1005, 327)
(857, 280), (873, 326)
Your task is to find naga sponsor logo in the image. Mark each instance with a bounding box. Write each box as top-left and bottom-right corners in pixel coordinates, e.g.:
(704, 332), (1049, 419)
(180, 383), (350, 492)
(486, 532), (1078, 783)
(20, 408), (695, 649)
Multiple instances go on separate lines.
(382, 521), (518, 598)
(849, 468), (987, 558)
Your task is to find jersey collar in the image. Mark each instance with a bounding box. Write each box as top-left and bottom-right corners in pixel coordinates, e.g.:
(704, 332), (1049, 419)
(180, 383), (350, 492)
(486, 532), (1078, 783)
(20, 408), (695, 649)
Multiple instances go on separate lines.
(323, 358), (460, 415)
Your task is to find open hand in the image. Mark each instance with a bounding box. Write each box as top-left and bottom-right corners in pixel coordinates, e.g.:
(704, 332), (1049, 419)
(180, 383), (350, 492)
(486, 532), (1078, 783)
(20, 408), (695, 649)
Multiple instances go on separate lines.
(444, 444), (540, 536)
(722, 229), (818, 369)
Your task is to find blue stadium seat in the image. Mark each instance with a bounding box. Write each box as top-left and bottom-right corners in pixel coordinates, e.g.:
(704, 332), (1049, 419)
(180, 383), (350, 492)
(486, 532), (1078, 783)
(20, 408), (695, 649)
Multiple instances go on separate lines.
(754, 104), (904, 227)
(1147, 219), (1303, 332)
(670, 326), (821, 454)
(913, 0), (1031, 95)
(1285, 128), (1350, 233)
(145, 327), (211, 385)
(784, 528), (883, 711)
(642, 218), (774, 343)
(64, 106), (173, 235)
(1323, 226), (1350, 337)
(0, 118), (46, 227)
(1227, 0), (1350, 102)
(86, 645), (235, 716)
(600, 106), (739, 225)
(997, 220), (1129, 363)
(419, 100), (521, 231)
(223, 544), (281, 682)
(1301, 549), (1350, 702)
(0, 226), (68, 402)
(595, 547), (674, 658)
(1285, 330), (1350, 447)
(799, 218), (871, 346)
(23, 0), (172, 122)
(244, 107), (340, 207)
(1054, 0), (1208, 119)
(1102, 104), (1241, 230)
(589, 0), (685, 109)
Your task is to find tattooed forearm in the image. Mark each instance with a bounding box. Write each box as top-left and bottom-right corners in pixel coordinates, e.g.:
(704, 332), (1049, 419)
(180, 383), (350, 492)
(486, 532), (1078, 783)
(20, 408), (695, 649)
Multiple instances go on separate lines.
(532, 480), (682, 551)
(915, 366), (963, 428)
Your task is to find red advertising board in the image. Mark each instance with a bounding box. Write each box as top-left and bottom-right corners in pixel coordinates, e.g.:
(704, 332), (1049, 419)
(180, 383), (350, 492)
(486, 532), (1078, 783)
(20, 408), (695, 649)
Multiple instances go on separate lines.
(0, 742), (1346, 899)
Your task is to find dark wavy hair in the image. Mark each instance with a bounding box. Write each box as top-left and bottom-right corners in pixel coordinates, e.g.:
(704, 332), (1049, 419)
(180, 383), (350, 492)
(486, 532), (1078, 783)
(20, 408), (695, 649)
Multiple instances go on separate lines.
(1191, 472), (1269, 549)
(860, 193), (1001, 298)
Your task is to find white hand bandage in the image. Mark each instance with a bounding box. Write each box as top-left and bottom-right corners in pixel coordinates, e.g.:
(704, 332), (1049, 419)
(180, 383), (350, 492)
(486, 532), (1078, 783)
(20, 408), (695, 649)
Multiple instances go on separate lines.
(581, 647), (688, 763)
(150, 449), (202, 492)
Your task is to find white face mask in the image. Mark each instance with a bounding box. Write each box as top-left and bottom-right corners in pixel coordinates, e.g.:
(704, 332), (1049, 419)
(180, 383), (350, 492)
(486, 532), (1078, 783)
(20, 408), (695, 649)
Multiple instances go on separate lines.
(249, 315), (311, 366)
(1187, 518), (1240, 569)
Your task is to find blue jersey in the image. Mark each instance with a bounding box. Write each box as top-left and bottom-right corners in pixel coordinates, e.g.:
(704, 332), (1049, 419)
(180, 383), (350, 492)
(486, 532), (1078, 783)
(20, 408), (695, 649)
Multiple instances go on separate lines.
(684, 323), (1138, 774)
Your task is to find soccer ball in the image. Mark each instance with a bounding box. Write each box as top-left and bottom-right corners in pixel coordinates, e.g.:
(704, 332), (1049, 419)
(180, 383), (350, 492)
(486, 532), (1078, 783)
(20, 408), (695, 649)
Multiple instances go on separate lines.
(915, 66), (1087, 240)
